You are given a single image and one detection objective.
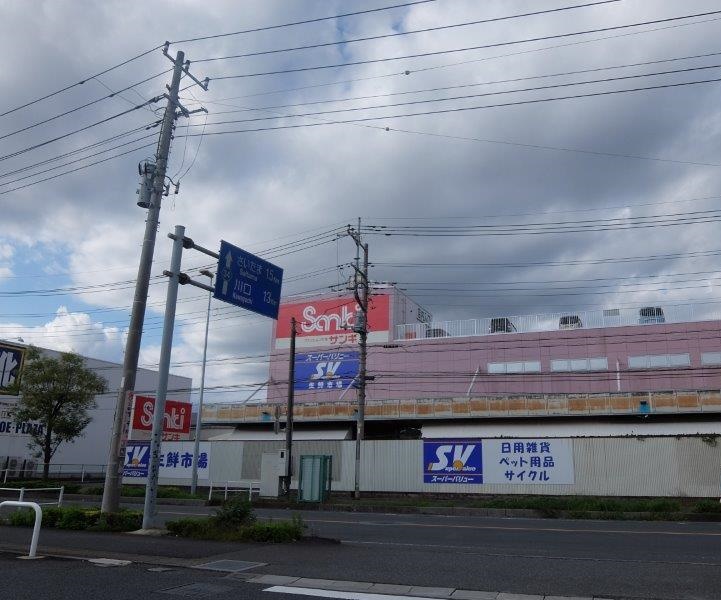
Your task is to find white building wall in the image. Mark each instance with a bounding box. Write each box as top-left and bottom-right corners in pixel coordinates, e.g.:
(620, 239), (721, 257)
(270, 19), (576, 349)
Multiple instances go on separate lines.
(202, 436), (721, 498)
(0, 346), (191, 470)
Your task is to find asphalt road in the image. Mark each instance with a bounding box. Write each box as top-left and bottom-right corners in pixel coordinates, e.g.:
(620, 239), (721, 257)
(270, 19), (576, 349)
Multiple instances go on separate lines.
(0, 553), (296, 600)
(2, 504), (721, 599)
(151, 505), (721, 599)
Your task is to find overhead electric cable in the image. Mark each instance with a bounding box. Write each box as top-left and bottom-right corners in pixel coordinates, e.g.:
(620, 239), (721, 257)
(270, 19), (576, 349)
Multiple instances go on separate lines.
(0, 70), (170, 142)
(210, 10), (721, 80)
(0, 133), (159, 187)
(0, 98), (160, 164)
(194, 17), (721, 103)
(0, 124), (158, 180)
(190, 63), (721, 128)
(0, 143), (156, 196)
(199, 51), (721, 114)
(195, 1), (621, 63)
(0, 44), (164, 119)
(176, 76), (721, 145)
(171, 0), (439, 44)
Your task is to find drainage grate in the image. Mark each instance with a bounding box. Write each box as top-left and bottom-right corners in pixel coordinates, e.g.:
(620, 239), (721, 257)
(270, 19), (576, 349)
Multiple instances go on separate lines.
(159, 583), (236, 597)
(192, 560), (266, 573)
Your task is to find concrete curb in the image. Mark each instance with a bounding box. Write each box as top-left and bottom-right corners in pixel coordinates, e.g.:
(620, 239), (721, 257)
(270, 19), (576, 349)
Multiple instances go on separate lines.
(253, 501), (721, 522)
(241, 574), (614, 600)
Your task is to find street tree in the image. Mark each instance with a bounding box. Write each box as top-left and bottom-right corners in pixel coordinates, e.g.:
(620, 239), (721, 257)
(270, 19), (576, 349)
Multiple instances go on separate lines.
(12, 347), (107, 479)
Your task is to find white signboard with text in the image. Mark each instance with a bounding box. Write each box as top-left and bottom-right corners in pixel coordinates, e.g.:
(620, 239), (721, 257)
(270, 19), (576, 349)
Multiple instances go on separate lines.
(483, 438), (574, 484)
(122, 441), (210, 481)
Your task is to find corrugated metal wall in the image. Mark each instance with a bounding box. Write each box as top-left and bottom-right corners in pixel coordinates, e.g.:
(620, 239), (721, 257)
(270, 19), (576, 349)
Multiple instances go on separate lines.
(205, 437), (721, 497)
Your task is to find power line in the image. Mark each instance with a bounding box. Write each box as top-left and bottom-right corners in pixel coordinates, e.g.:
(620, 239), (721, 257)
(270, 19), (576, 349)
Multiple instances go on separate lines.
(374, 248), (721, 269)
(0, 70), (170, 142)
(193, 16), (721, 104)
(200, 51), (721, 115)
(0, 133), (160, 188)
(171, 0), (439, 44)
(0, 124), (159, 181)
(364, 195), (721, 220)
(384, 124), (721, 168)
(210, 10), (721, 80)
(195, 1), (621, 63)
(191, 63), (721, 128)
(0, 142), (156, 196)
(0, 45), (164, 119)
(365, 208), (721, 232)
(176, 76), (721, 142)
(0, 97), (160, 164)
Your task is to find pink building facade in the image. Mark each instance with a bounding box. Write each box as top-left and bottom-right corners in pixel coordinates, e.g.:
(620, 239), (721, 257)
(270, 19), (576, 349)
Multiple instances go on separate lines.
(267, 295), (721, 403)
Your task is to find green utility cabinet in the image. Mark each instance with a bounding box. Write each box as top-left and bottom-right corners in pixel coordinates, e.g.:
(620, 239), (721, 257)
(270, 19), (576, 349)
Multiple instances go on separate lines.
(298, 455), (332, 502)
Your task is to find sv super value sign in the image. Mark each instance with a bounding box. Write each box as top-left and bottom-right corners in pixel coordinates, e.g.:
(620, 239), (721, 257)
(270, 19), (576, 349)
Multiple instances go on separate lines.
(294, 351), (359, 391)
(423, 439), (575, 485)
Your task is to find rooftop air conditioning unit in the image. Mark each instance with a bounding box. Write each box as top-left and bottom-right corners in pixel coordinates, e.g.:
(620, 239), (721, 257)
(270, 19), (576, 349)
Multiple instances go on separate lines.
(489, 317), (516, 334)
(639, 306), (665, 324)
(559, 315), (583, 329)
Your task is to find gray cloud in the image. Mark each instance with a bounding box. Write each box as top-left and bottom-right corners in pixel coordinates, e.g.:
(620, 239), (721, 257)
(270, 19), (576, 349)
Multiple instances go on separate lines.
(2, 0), (721, 401)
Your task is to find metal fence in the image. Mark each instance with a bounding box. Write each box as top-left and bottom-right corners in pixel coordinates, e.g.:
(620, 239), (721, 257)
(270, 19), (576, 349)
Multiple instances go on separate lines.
(1, 462), (106, 483)
(396, 302), (721, 341)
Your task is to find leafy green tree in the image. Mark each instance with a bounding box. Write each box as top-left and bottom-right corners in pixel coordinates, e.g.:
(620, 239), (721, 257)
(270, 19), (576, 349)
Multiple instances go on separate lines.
(12, 347), (107, 479)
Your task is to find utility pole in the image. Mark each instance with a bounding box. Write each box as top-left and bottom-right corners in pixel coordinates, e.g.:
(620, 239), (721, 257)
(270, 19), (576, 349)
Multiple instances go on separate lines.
(143, 225), (185, 530)
(283, 317), (297, 495)
(347, 219), (369, 499)
(101, 44), (208, 514)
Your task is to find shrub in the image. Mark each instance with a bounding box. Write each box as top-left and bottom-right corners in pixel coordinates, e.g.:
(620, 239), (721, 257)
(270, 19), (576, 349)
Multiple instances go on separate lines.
(57, 508), (92, 530)
(213, 496), (255, 528)
(42, 507), (63, 527)
(242, 516), (304, 542)
(166, 517), (215, 538)
(8, 509), (36, 527)
(165, 513), (304, 543)
(693, 499), (721, 514)
(93, 510), (142, 532)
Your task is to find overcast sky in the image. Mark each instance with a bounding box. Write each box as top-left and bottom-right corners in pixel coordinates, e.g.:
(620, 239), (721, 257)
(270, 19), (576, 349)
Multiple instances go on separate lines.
(2, 0), (721, 403)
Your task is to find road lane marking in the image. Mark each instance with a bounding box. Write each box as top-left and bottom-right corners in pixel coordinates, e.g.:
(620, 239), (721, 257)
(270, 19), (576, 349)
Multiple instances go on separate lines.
(343, 540), (721, 567)
(300, 517), (721, 537)
(264, 586), (437, 600)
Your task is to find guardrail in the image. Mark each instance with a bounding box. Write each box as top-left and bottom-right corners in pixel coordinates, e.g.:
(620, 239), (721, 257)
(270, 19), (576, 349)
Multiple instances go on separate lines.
(1, 463), (106, 483)
(0, 486), (64, 507)
(395, 301), (721, 341)
(0, 501), (42, 558)
(208, 481), (260, 502)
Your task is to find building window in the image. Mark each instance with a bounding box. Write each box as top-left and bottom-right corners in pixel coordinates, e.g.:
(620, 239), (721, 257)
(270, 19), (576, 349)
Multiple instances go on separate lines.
(488, 361), (541, 374)
(628, 353), (690, 369)
(701, 352), (721, 366)
(550, 357), (608, 372)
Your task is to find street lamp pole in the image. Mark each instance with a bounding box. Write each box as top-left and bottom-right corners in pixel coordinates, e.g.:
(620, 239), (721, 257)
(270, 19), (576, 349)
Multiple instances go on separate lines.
(190, 269), (214, 496)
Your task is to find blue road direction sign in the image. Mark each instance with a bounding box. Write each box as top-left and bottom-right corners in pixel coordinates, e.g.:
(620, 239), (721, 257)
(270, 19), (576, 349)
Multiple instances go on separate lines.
(214, 240), (283, 319)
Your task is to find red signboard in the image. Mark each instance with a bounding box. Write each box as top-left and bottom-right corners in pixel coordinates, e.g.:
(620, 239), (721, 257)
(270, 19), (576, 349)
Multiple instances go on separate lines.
(131, 396), (192, 441)
(275, 294), (391, 349)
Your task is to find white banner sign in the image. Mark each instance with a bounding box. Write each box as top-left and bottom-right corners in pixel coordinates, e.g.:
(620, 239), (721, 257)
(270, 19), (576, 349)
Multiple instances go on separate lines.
(123, 441), (210, 481)
(483, 438), (574, 484)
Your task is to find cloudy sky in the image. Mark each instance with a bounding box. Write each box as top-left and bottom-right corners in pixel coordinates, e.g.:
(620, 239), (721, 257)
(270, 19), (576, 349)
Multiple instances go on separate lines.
(2, 0), (721, 403)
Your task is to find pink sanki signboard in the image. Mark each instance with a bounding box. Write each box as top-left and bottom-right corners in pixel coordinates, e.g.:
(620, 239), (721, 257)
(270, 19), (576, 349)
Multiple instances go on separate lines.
(275, 294), (391, 349)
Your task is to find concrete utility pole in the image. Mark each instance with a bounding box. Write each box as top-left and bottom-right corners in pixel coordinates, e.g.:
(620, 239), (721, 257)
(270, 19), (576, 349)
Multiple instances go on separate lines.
(142, 225), (185, 530)
(283, 317), (297, 495)
(101, 45), (208, 514)
(347, 220), (369, 499)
